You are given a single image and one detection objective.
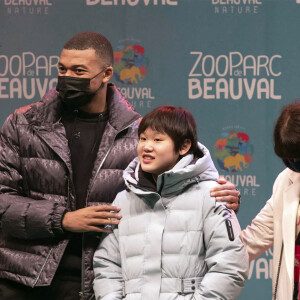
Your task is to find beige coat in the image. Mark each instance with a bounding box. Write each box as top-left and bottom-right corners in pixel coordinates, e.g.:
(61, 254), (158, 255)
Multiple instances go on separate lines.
(241, 168), (300, 300)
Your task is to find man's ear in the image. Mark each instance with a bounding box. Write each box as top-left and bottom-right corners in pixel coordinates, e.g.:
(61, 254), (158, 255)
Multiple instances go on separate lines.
(102, 66), (113, 83)
(179, 139), (192, 156)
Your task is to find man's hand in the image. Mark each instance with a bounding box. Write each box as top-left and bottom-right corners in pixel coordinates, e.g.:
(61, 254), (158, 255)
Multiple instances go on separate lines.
(210, 176), (241, 211)
(62, 205), (121, 233)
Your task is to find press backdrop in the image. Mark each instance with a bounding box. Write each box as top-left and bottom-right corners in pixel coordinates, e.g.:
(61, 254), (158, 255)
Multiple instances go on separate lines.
(1, 0), (300, 298)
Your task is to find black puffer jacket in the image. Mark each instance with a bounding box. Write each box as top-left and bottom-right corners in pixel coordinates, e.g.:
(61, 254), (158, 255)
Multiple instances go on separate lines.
(0, 83), (141, 299)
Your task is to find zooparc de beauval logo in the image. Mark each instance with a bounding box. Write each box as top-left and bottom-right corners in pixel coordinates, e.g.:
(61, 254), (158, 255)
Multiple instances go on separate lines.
(4, 0), (53, 15)
(214, 129), (254, 173)
(0, 52), (59, 100)
(213, 126), (260, 197)
(188, 51), (282, 101)
(113, 41), (155, 109)
(114, 44), (149, 85)
(211, 0), (262, 14)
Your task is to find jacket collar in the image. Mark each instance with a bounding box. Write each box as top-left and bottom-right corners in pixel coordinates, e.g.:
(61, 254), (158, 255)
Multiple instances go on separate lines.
(124, 142), (219, 198)
(106, 83), (141, 132)
(288, 168), (300, 185)
(136, 167), (157, 192)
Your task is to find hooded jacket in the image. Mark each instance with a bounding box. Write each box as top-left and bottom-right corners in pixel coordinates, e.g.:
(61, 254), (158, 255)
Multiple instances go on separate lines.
(93, 143), (248, 300)
(0, 83), (141, 300)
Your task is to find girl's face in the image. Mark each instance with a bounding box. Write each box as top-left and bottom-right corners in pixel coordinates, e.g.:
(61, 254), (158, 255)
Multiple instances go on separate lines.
(137, 128), (183, 179)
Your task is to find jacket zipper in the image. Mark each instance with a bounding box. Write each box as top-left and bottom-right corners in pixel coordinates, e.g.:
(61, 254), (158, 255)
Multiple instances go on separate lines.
(33, 248), (53, 287)
(29, 124), (76, 288)
(80, 120), (138, 299)
(33, 176), (73, 287)
(85, 121), (138, 205)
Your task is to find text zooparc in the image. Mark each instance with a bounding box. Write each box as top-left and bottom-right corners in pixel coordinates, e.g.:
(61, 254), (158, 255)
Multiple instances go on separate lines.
(188, 51), (282, 100)
(0, 52), (59, 100)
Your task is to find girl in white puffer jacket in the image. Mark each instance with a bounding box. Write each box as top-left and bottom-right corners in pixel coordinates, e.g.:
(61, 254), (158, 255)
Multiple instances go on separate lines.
(93, 105), (248, 300)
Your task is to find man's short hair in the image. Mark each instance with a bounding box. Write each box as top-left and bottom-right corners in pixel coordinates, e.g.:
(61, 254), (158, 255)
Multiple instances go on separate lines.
(138, 105), (199, 155)
(274, 100), (300, 168)
(63, 31), (114, 67)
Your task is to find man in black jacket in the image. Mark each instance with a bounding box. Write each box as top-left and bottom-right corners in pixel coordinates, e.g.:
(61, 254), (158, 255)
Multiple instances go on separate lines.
(0, 32), (240, 300)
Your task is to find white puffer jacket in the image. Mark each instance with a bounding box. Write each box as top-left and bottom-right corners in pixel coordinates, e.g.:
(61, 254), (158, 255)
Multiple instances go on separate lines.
(93, 143), (248, 300)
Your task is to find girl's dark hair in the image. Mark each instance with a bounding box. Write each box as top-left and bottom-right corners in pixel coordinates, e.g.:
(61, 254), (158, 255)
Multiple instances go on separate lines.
(274, 101), (300, 168)
(138, 105), (198, 155)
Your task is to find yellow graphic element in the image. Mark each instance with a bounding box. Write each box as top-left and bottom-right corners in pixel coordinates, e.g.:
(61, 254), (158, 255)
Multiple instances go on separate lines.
(120, 66), (143, 84)
(224, 153), (248, 172)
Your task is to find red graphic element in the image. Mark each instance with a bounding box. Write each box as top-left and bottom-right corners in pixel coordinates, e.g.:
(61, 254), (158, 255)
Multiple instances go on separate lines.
(244, 153), (254, 163)
(133, 45), (144, 55)
(114, 45), (133, 62)
(214, 138), (227, 150)
(297, 217), (300, 226)
(237, 132), (249, 143)
(140, 66), (148, 76)
(114, 51), (123, 63)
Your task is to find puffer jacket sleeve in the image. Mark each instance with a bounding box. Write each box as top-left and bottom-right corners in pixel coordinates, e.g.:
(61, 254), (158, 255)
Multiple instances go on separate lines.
(0, 115), (67, 239)
(93, 197), (123, 300)
(193, 197), (249, 300)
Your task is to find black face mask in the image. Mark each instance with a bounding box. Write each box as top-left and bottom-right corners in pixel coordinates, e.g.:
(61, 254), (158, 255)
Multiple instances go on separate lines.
(287, 159), (300, 173)
(56, 70), (104, 110)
